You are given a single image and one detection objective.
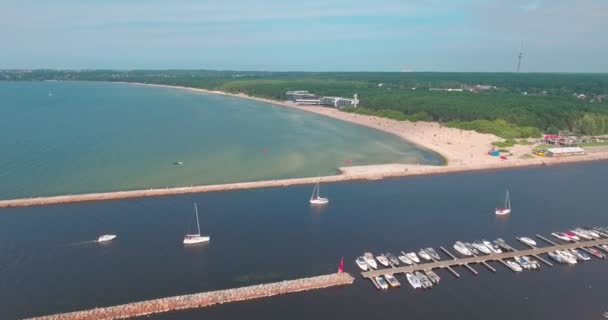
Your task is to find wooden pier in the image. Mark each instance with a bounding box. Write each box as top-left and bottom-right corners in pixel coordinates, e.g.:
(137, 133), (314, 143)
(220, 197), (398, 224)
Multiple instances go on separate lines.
(25, 273), (354, 320)
(361, 238), (608, 279)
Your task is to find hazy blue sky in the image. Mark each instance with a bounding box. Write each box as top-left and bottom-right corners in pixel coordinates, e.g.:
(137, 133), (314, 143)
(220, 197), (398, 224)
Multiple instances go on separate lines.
(1, 0), (607, 72)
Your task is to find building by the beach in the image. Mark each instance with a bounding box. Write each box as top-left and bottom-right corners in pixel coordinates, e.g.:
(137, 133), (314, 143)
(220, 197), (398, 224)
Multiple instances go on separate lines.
(544, 147), (586, 157)
(285, 91), (358, 108)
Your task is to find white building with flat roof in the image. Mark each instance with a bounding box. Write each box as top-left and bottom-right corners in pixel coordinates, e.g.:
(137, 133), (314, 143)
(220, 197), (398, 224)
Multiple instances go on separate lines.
(319, 94), (358, 108)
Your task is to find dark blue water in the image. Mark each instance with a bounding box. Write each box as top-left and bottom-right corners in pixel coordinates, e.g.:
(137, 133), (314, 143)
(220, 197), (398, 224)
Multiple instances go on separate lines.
(1, 162), (607, 319)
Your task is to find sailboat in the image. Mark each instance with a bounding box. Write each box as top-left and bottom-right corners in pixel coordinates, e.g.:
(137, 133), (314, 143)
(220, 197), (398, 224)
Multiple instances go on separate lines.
(183, 203), (210, 244)
(309, 179), (329, 205)
(495, 189), (511, 215)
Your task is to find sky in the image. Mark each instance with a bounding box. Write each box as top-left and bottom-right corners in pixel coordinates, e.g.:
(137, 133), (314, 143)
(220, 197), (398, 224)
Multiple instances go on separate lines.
(1, 0), (607, 72)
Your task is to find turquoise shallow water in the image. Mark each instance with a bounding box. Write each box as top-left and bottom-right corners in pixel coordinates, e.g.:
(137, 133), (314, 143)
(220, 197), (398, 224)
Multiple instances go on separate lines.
(0, 81), (441, 199)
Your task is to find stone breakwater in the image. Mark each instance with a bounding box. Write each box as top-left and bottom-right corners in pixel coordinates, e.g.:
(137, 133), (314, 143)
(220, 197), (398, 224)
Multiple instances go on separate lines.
(24, 273), (354, 320)
(2, 153), (608, 208)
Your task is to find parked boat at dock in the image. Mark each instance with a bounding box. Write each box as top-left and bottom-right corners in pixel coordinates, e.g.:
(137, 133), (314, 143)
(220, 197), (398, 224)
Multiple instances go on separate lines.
(519, 237), (537, 246)
(473, 241), (492, 255)
(415, 271), (433, 288)
(483, 240), (501, 253)
(569, 249), (590, 261)
(453, 241), (472, 256)
(406, 273), (422, 289)
(587, 247), (606, 259)
(425, 270), (441, 284)
(465, 242), (479, 255)
(570, 229), (593, 240)
(424, 247), (441, 260)
(398, 253), (413, 265)
(564, 231), (580, 241)
(363, 252), (378, 269)
(556, 250), (577, 264)
(514, 256), (531, 269)
(384, 274), (401, 287)
(548, 252), (565, 263)
(406, 252), (420, 263)
(376, 254), (390, 267)
(375, 276), (389, 290)
(552, 232), (573, 242)
(356, 257), (369, 271)
(505, 260), (523, 272)
(385, 253), (400, 266)
(418, 249), (432, 261)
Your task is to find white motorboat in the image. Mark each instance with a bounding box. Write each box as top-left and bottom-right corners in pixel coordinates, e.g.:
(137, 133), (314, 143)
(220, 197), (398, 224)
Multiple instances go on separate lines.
(556, 250), (577, 264)
(519, 237), (537, 247)
(363, 252), (378, 269)
(473, 241), (492, 255)
(483, 240), (502, 253)
(398, 254), (413, 265)
(384, 274), (401, 287)
(406, 273), (422, 289)
(183, 203), (210, 245)
(309, 179), (329, 205)
(551, 232), (572, 242)
(406, 252), (420, 263)
(495, 189), (511, 215)
(506, 260), (523, 272)
(570, 229), (592, 240)
(376, 254), (390, 267)
(375, 276), (389, 290)
(356, 257), (369, 271)
(425, 248), (441, 260)
(418, 249), (432, 261)
(569, 249), (590, 261)
(97, 234), (117, 242)
(453, 241), (472, 256)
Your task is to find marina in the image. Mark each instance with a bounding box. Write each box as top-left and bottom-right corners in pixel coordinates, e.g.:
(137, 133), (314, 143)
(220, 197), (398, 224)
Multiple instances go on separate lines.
(360, 232), (608, 288)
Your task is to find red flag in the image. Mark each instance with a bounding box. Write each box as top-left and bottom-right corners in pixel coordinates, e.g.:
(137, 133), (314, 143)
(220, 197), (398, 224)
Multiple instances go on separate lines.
(338, 256), (344, 273)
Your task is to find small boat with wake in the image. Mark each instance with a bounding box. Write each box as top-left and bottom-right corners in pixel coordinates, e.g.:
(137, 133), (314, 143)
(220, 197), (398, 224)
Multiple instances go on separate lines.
(98, 234), (117, 243)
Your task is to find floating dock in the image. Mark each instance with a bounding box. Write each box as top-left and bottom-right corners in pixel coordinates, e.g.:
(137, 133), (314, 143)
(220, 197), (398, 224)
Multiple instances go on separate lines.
(361, 237), (608, 279)
(24, 272), (354, 320)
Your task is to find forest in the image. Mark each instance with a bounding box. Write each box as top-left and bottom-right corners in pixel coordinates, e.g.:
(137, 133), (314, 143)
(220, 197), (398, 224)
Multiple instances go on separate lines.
(3, 69), (608, 137)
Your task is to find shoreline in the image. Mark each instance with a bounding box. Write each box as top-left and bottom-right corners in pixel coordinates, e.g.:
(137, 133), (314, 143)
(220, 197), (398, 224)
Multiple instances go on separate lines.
(2, 81), (608, 208)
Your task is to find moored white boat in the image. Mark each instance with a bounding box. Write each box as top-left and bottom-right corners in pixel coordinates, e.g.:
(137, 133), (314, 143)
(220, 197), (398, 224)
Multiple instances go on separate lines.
(473, 241), (492, 255)
(483, 240), (501, 254)
(506, 260), (523, 272)
(398, 254), (413, 265)
(418, 249), (432, 261)
(425, 247), (441, 260)
(415, 271), (433, 288)
(556, 250), (577, 264)
(356, 257), (369, 271)
(587, 247), (606, 259)
(385, 253), (400, 266)
(425, 270), (441, 284)
(569, 249), (590, 261)
(551, 232), (572, 242)
(570, 229), (592, 240)
(363, 252), (378, 269)
(98, 234), (117, 242)
(453, 241), (472, 256)
(519, 237), (537, 247)
(406, 252), (420, 263)
(384, 274), (401, 287)
(376, 254), (390, 267)
(563, 231), (580, 241)
(406, 273), (422, 289)
(375, 276), (389, 290)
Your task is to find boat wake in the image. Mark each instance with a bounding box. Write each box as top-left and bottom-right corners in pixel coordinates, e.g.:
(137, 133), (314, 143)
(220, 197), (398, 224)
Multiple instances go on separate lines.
(65, 240), (98, 246)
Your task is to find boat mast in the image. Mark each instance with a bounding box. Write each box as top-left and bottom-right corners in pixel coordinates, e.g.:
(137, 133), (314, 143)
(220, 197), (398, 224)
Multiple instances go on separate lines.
(505, 190), (510, 209)
(316, 179), (320, 198)
(194, 203), (201, 235)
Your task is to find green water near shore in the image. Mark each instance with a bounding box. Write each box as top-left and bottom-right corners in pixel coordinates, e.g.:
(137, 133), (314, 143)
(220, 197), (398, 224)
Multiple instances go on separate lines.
(0, 81), (442, 199)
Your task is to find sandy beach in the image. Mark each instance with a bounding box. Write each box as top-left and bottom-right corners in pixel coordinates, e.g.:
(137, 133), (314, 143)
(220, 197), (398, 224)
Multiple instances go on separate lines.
(1, 82), (607, 208)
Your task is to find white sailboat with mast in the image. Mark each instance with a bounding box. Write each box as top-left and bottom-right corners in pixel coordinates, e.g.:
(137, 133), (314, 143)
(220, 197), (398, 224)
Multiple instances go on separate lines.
(495, 189), (511, 215)
(183, 203), (210, 244)
(309, 178), (329, 205)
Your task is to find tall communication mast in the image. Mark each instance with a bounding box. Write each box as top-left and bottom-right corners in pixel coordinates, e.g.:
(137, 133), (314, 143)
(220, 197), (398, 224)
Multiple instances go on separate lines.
(517, 41), (523, 73)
